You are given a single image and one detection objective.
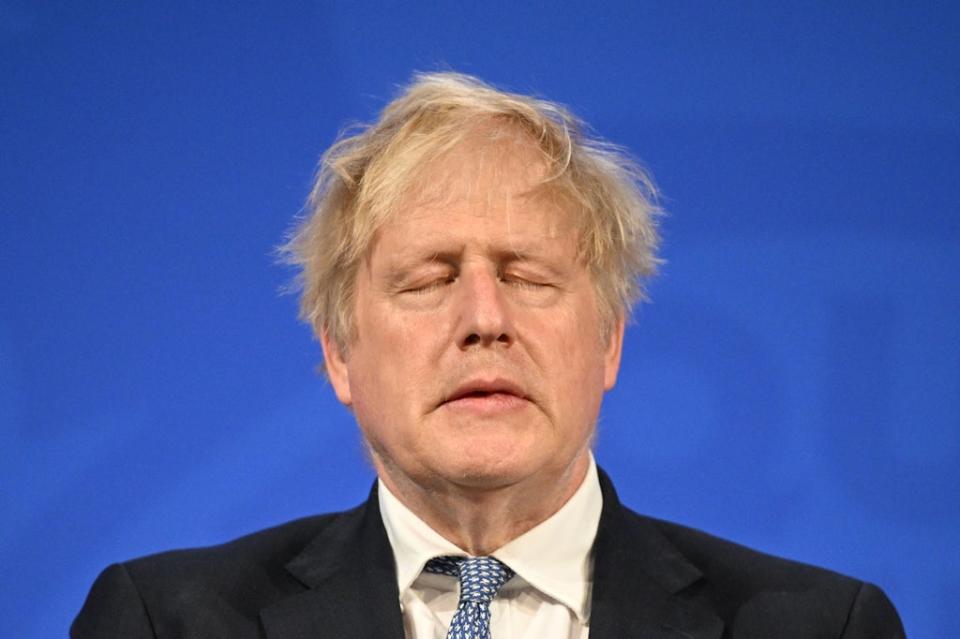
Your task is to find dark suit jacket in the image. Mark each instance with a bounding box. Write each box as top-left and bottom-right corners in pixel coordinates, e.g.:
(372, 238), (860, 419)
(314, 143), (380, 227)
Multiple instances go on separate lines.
(72, 470), (905, 638)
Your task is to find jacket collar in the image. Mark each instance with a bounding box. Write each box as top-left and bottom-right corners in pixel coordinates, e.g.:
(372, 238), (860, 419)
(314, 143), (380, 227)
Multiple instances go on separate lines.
(260, 470), (723, 639)
(590, 468), (724, 639)
(260, 484), (405, 639)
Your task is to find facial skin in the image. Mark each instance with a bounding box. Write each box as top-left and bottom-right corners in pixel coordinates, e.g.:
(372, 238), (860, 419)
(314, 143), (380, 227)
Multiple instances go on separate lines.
(322, 128), (624, 552)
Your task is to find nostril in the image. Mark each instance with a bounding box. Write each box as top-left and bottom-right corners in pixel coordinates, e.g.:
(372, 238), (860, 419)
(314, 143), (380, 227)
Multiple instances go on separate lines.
(460, 331), (511, 349)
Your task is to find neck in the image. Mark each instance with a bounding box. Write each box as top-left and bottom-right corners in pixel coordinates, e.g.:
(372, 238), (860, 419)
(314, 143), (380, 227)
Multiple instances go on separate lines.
(376, 451), (591, 555)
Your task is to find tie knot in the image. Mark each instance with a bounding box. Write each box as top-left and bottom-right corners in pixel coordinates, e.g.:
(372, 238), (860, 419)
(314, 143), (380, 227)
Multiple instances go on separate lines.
(424, 555), (515, 604)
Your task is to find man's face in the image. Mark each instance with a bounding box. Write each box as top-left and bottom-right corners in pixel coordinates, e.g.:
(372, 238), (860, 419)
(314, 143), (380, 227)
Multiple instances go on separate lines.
(323, 133), (623, 498)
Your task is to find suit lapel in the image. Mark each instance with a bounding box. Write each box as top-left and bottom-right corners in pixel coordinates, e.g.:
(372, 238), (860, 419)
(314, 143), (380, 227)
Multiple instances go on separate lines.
(260, 485), (405, 639)
(589, 470), (724, 639)
(258, 471), (722, 639)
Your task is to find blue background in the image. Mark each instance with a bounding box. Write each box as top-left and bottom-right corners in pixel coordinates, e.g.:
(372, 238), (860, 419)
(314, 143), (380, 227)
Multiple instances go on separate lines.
(2, 2), (958, 636)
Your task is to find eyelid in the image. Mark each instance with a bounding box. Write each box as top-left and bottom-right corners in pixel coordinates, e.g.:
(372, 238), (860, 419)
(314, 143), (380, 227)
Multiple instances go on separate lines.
(502, 264), (555, 282)
(400, 274), (456, 294)
(390, 258), (455, 286)
(500, 271), (554, 289)
(508, 279), (548, 290)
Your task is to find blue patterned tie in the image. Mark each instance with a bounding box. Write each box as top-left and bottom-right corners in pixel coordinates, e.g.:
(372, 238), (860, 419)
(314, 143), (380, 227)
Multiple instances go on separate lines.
(423, 555), (515, 639)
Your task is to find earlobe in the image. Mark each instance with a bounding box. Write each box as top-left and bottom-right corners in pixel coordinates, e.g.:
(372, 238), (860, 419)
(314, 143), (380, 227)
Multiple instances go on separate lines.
(603, 314), (625, 391)
(320, 328), (353, 406)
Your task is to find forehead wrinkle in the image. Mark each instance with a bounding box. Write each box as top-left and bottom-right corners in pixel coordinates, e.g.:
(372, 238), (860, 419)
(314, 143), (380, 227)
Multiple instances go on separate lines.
(373, 130), (579, 271)
(376, 191), (576, 275)
(401, 122), (549, 209)
(374, 218), (570, 281)
(372, 223), (459, 269)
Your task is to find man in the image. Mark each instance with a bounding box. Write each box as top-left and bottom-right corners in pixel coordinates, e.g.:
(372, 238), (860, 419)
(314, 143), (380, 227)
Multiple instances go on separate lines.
(73, 72), (905, 638)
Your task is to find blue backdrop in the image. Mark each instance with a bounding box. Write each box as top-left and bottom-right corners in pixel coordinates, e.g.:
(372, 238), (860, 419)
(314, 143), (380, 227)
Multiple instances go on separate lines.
(2, 3), (957, 637)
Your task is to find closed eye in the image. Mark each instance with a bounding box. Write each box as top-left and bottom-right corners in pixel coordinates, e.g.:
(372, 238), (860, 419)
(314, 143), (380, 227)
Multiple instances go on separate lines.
(402, 276), (456, 295)
(501, 273), (552, 290)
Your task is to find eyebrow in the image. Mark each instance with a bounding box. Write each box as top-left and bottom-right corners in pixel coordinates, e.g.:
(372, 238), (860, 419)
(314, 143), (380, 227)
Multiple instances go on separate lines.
(493, 239), (569, 266)
(377, 226), (573, 276)
(393, 240), (559, 266)
(380, 250), (456, 285)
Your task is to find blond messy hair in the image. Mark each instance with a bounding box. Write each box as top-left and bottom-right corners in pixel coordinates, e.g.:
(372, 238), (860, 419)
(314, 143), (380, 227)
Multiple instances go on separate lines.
(281, 71), (661, 355)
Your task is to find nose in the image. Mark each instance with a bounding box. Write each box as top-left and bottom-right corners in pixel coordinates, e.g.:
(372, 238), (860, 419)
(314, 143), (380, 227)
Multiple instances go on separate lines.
(457, 266), (514, 350)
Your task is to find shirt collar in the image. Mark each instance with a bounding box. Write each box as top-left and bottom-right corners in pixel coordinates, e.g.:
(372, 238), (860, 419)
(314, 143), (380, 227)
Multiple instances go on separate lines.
(378, 477), (464, 596)
(378, 454), (603, 623)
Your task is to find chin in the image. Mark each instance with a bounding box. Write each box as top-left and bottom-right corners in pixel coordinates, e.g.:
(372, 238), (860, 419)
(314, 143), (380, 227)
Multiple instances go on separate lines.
(439, 451), (546, 490)
(446, 470), (526, 491)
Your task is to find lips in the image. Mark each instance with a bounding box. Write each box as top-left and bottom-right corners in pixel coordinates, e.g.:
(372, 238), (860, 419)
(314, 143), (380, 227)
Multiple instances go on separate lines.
(441, 378), (530, 413)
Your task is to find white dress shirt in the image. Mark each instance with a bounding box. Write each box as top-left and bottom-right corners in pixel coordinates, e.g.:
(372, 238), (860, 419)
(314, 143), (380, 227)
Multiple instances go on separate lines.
(378, 456), (603, 639)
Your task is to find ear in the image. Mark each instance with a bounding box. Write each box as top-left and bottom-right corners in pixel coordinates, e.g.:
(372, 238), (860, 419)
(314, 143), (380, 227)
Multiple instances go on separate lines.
(320, 327), (353, 406)
(603, 313), (626, 391)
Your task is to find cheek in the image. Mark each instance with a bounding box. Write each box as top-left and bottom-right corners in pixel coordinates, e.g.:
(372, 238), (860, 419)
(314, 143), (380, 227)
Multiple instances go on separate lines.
(532, 301), (606, 367)
(348, 314), (439, 422)
(369, 296), (447, 344)
(537, 311), (608, 409)
(372, 305), (457, 380)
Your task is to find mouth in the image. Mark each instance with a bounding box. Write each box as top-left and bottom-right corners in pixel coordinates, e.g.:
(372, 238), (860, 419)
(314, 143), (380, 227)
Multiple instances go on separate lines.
(440, 378), (530, 414)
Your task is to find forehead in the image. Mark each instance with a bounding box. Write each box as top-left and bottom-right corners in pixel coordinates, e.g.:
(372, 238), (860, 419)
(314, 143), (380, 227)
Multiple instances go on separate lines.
(417, 123), (548, 195)
(374, 128), (577, 250)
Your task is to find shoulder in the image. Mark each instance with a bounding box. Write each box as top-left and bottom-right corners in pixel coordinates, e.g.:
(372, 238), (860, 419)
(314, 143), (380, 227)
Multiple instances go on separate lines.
(619, 508), (905, 637)
(639, 511), (857, 592)
(72, 505), (364, 638)
(122, 508), (355, 584)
